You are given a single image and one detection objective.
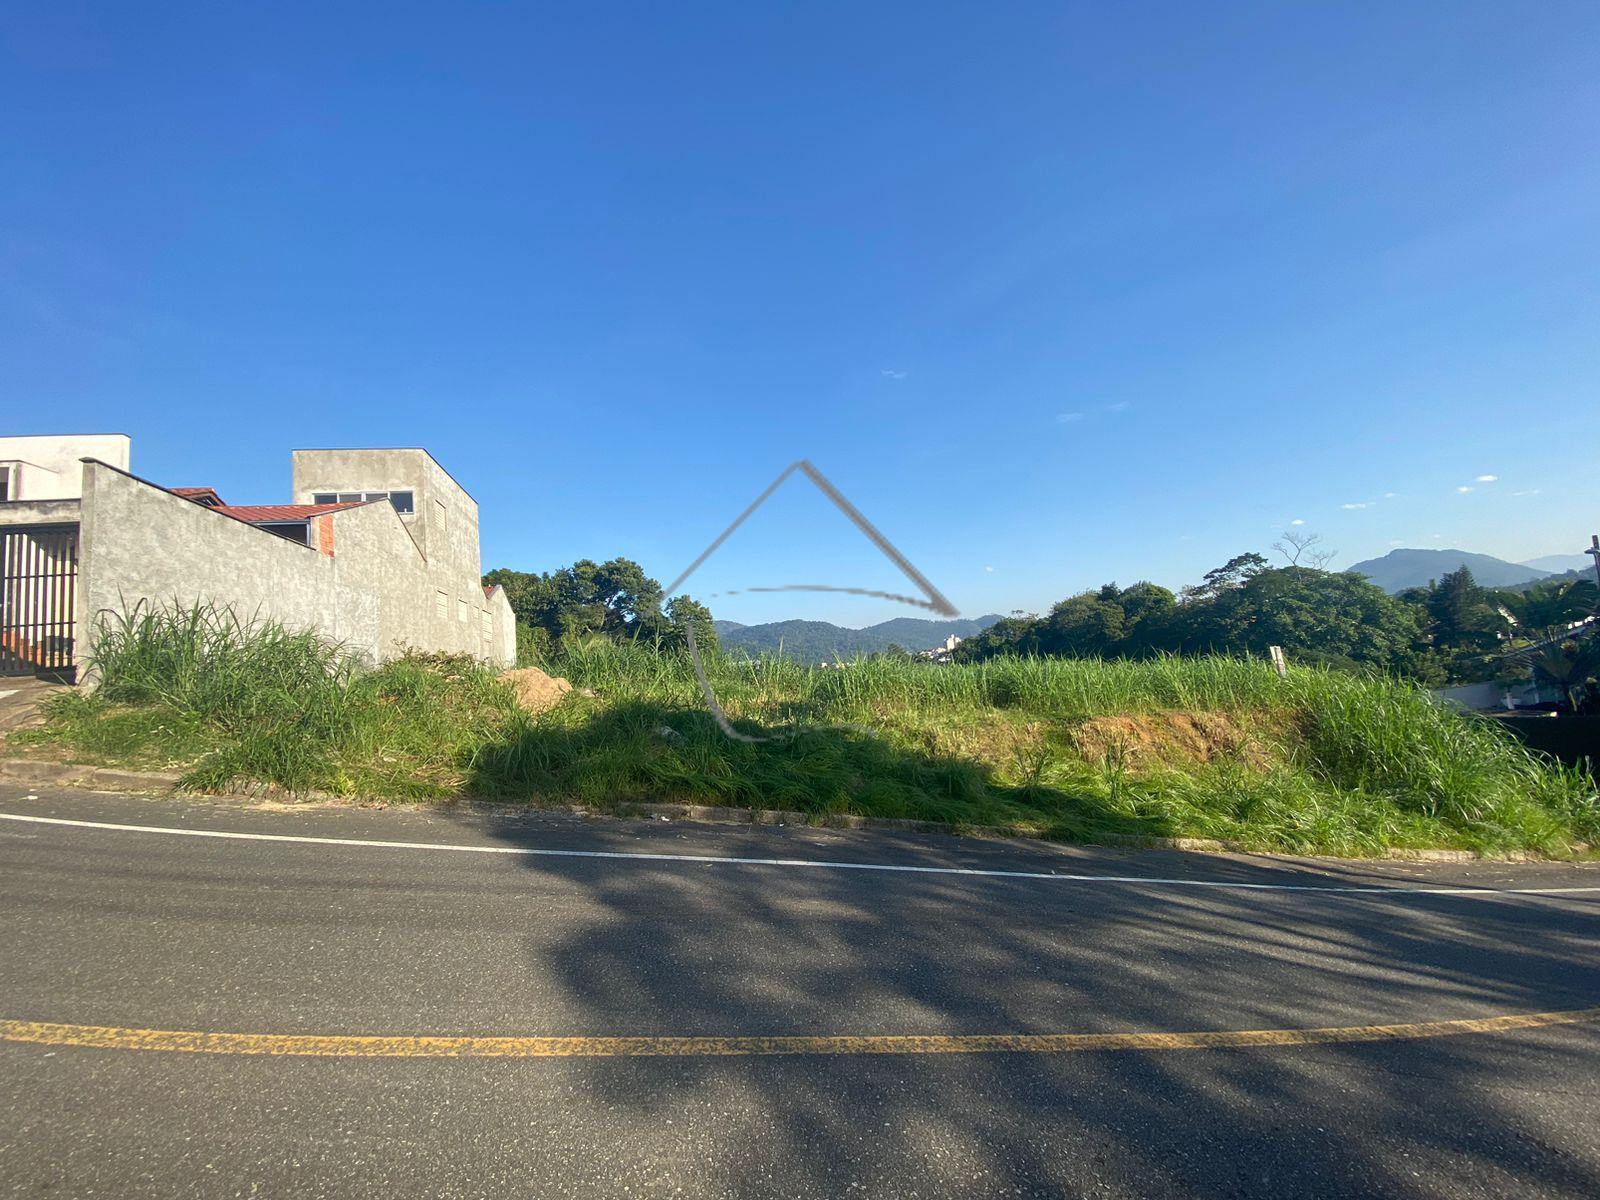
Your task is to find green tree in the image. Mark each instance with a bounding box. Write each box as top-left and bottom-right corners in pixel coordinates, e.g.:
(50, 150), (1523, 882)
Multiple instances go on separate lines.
(864, 642), (915, 662)
(1036, 582), (1178, 658)
(634, 594), (719, 654)
(953, 613), (1044, 661)
(483, 558), (713, 654)
(1495, 578), (1599, 643)
(1039, 589), (1126, 656)
(958, 556), (1428, 677)
(1396, 566), (1508, 682)
(1420, 567), (1505, 651)
(1178, 565), (1427, 670)
(1529, 636), (1600, 713)
(1181, 553), (1269, 602)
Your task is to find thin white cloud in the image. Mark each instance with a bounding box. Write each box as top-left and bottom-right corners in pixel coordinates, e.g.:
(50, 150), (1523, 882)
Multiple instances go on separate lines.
(984, 565), (995, 573)
(1056, 403), (1131, 427)
(1456, 485), (1474, 494)
(1383, 492), (1398, 499)
(1511, 488), (1541, 497)
(880, 369), (907, 380)
(1340, 502), (1370, 510)
(1475, 474), (1498, 483)
(1289, 518), (1306, 526)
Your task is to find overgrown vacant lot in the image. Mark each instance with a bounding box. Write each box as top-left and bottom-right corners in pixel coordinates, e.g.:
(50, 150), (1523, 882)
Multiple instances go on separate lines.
(18, 607), (1599, 857)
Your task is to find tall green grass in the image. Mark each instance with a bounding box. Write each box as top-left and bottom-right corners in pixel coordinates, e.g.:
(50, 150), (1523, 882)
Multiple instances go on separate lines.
(40, 603), (520, 795)
(507, 640), (1596, 853)
(20, 605), (1598, 856)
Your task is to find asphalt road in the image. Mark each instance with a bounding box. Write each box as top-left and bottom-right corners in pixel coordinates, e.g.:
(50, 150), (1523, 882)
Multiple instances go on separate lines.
(2, 785), (1599, 1198)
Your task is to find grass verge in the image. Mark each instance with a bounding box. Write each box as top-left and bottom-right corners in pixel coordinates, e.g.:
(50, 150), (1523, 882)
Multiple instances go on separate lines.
(13, 605), (1598, 857)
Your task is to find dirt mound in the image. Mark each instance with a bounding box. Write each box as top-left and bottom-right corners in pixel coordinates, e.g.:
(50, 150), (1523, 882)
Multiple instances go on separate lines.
(500, 667), (572, 715)
(1069, 711), (1277, 769)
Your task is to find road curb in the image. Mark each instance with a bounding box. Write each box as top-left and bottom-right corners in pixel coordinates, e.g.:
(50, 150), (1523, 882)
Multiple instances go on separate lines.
(0, 759), (185, 791)
(0, 760), (1253, 851)
(0, 756), (1569, 863)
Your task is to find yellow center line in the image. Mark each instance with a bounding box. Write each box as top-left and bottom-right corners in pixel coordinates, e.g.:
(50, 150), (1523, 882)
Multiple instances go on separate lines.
(3, 1006), (1598, 1058)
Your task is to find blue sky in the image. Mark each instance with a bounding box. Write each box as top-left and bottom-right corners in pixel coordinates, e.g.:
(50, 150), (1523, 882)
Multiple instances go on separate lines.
(4, 3), (1598, 626)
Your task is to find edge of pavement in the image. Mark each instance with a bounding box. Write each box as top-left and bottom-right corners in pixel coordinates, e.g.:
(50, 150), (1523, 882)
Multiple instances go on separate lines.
(2, 754), (1585, 866)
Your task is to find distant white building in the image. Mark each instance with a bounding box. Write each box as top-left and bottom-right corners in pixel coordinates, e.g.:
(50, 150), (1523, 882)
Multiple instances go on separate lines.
(0, 433), (130, 502)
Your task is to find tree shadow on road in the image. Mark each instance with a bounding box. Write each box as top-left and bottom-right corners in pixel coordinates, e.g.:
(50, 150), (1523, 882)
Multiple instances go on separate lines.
(448, 705), (1600, 1198)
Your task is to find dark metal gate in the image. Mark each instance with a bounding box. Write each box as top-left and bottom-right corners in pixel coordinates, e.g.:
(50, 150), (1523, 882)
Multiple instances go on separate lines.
(0, 525), (79, 678)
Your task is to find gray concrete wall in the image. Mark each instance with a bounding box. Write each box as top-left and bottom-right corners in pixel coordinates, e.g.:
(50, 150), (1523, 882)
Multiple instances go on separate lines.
(324, 498), (504, 661)
(75, 460), (516, 674)
(291, 448), (478, 576)
(76, 462), (355, 672)
(486, 585), (516, 665)
(0, 499), (81, 528)
(290, 448), (514, 663)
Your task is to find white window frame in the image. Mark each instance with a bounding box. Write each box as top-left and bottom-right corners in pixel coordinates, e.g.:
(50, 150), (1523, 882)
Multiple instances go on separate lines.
(312, 490), (415, 514)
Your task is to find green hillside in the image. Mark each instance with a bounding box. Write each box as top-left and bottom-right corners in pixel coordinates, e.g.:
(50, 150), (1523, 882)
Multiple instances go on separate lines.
(1346, 548), (1549, 593)
(714, 615), (1005, 661)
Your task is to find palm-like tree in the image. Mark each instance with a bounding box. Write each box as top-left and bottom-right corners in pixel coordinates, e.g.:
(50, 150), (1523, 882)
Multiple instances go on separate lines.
(1499, 579), (1599, 644)
(1529, 635), (1600, 713)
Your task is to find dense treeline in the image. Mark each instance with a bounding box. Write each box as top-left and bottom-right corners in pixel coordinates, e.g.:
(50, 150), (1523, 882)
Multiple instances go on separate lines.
(482, 548), (1599, 701)
(956, 552), (1599, 690)
(483, 558), (716, 661)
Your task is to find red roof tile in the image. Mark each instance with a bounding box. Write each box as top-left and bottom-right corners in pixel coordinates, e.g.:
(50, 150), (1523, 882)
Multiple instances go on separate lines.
(213, 503), (361, 522)
(172, 486), (226, 506)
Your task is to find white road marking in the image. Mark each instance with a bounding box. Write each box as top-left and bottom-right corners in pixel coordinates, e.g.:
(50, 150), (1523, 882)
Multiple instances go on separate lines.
(1, 809), (1597, 898)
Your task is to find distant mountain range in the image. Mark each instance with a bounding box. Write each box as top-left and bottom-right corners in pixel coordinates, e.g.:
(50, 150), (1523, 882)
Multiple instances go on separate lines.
(1520, 554), (1595, 574)
(713, 615), (1006, 662)
(1345, 548), (1570, 594)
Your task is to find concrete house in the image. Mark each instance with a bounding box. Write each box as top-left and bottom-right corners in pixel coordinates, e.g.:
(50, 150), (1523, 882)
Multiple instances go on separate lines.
(0, 434), (516, 680)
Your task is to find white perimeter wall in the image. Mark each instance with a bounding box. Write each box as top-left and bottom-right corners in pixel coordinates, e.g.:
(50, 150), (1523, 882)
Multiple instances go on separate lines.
(1, 435), (131, 500)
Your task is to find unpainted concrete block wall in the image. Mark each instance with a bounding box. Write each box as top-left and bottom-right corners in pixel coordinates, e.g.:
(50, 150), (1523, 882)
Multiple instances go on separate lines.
(76, 464), (363, 669)
(290, 448), (511, 661)
(0, 499), (82, 527)
(75, 461), (516, 674)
